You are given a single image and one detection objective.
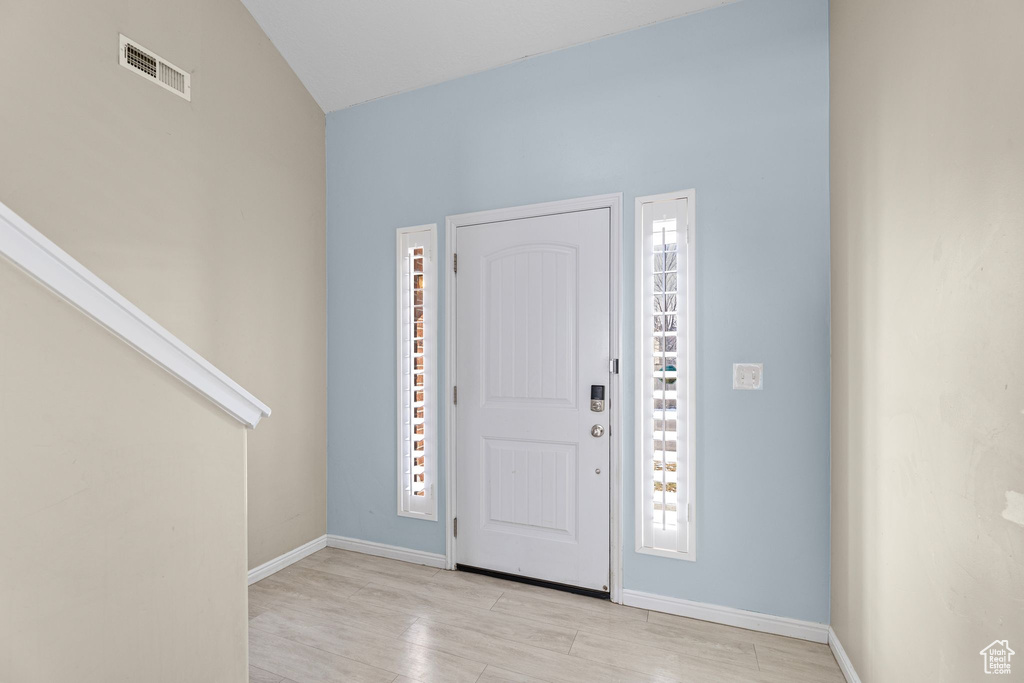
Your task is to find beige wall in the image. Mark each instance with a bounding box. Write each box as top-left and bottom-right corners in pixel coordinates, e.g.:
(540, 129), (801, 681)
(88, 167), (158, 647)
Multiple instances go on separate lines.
(0, 262), (249, 681)
(0, 0), (326, 569)
(830, 1), (1024, 680)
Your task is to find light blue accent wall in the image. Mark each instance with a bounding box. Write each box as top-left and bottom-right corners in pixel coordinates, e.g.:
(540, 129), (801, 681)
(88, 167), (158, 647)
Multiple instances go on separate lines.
(327, 0), (830, 623)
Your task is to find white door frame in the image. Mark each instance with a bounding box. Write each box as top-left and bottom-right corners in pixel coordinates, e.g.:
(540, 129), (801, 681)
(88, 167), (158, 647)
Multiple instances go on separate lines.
(444, 193), (624, 603)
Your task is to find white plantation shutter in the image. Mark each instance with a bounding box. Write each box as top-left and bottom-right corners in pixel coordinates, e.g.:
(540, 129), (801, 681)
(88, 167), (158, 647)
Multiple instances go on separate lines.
(636, 192), (696, 560)
(396, 225), (437, 519)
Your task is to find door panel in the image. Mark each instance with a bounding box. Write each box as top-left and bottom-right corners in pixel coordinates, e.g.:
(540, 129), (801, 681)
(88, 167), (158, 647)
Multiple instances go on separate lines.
(483, 245), (577, 407)
(482, 438), (577, 541)
(456, 208), (610, 591)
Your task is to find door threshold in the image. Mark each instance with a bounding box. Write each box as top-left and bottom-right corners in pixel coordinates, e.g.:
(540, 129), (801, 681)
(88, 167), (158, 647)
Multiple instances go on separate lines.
(456, 564), (610, 600)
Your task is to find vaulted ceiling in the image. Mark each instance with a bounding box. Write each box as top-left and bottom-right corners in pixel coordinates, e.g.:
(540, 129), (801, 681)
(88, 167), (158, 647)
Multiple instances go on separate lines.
(241, 0), (740, 112)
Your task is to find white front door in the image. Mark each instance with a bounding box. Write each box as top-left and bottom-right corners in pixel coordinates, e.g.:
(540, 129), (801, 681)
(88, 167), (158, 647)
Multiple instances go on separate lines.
(455, 207), (611, 592)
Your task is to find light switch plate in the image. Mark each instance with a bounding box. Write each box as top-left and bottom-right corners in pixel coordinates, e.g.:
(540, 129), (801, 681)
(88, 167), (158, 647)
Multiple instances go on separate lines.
(733, 363), (763, 390)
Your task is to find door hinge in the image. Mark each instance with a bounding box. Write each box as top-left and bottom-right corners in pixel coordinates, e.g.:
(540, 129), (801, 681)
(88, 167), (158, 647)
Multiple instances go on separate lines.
(453, 517), (458, 538)
(453, 253), (458, 273)
(609, 358), (619, 374)
(453, 386), (457, 405)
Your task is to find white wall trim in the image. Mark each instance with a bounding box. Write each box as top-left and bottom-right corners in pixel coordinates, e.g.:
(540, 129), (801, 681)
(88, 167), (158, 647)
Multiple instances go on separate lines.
(247, 535), (328, 585)
(621, 589), (829, 644)
(0, 201), (271, 428)
(828, 626), (862, 683)
(326, 534), (447, 569)
(444, 193), (624, 601)
(443, 216), (458, 573)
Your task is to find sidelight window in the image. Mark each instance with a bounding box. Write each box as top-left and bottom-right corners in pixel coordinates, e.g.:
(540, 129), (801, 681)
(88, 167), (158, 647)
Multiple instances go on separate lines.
(636, 191), (695, 559)
(396, 224), (437, 519)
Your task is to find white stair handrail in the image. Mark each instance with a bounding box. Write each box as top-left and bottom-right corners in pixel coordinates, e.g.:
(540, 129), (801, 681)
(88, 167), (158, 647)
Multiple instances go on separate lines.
(0, 200), (271, 428)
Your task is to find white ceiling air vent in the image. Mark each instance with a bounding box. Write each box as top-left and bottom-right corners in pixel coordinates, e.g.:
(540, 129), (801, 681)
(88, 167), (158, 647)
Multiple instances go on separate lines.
(119, 34), (191, 101)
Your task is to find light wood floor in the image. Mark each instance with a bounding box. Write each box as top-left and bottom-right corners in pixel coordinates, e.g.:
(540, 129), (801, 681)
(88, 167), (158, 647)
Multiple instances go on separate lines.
(248, 548), (843, 683)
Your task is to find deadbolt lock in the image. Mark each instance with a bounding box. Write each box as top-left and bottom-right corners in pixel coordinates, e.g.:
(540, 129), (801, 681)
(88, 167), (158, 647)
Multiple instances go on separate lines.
(590, 385), (605, 413)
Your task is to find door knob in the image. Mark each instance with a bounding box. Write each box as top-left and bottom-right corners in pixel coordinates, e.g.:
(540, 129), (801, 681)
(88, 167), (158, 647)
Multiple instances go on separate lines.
(591, 424), (605, 438)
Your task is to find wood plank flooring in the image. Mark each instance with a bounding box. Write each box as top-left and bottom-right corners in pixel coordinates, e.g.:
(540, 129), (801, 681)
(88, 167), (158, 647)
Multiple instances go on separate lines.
(249, 548), (843, 683)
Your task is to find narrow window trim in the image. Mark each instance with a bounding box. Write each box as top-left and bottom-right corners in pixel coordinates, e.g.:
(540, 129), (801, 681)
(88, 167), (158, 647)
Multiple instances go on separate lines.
(634, 190), (696, 561)
(396, 224), (438, 521)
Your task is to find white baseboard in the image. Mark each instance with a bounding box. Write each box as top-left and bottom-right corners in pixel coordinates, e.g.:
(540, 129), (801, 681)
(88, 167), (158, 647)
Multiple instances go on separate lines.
(248, 534), (328, 585)
(828, 626), (862, 683)
(326, 534), (447, 569)
(621, 589), (829, 644)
